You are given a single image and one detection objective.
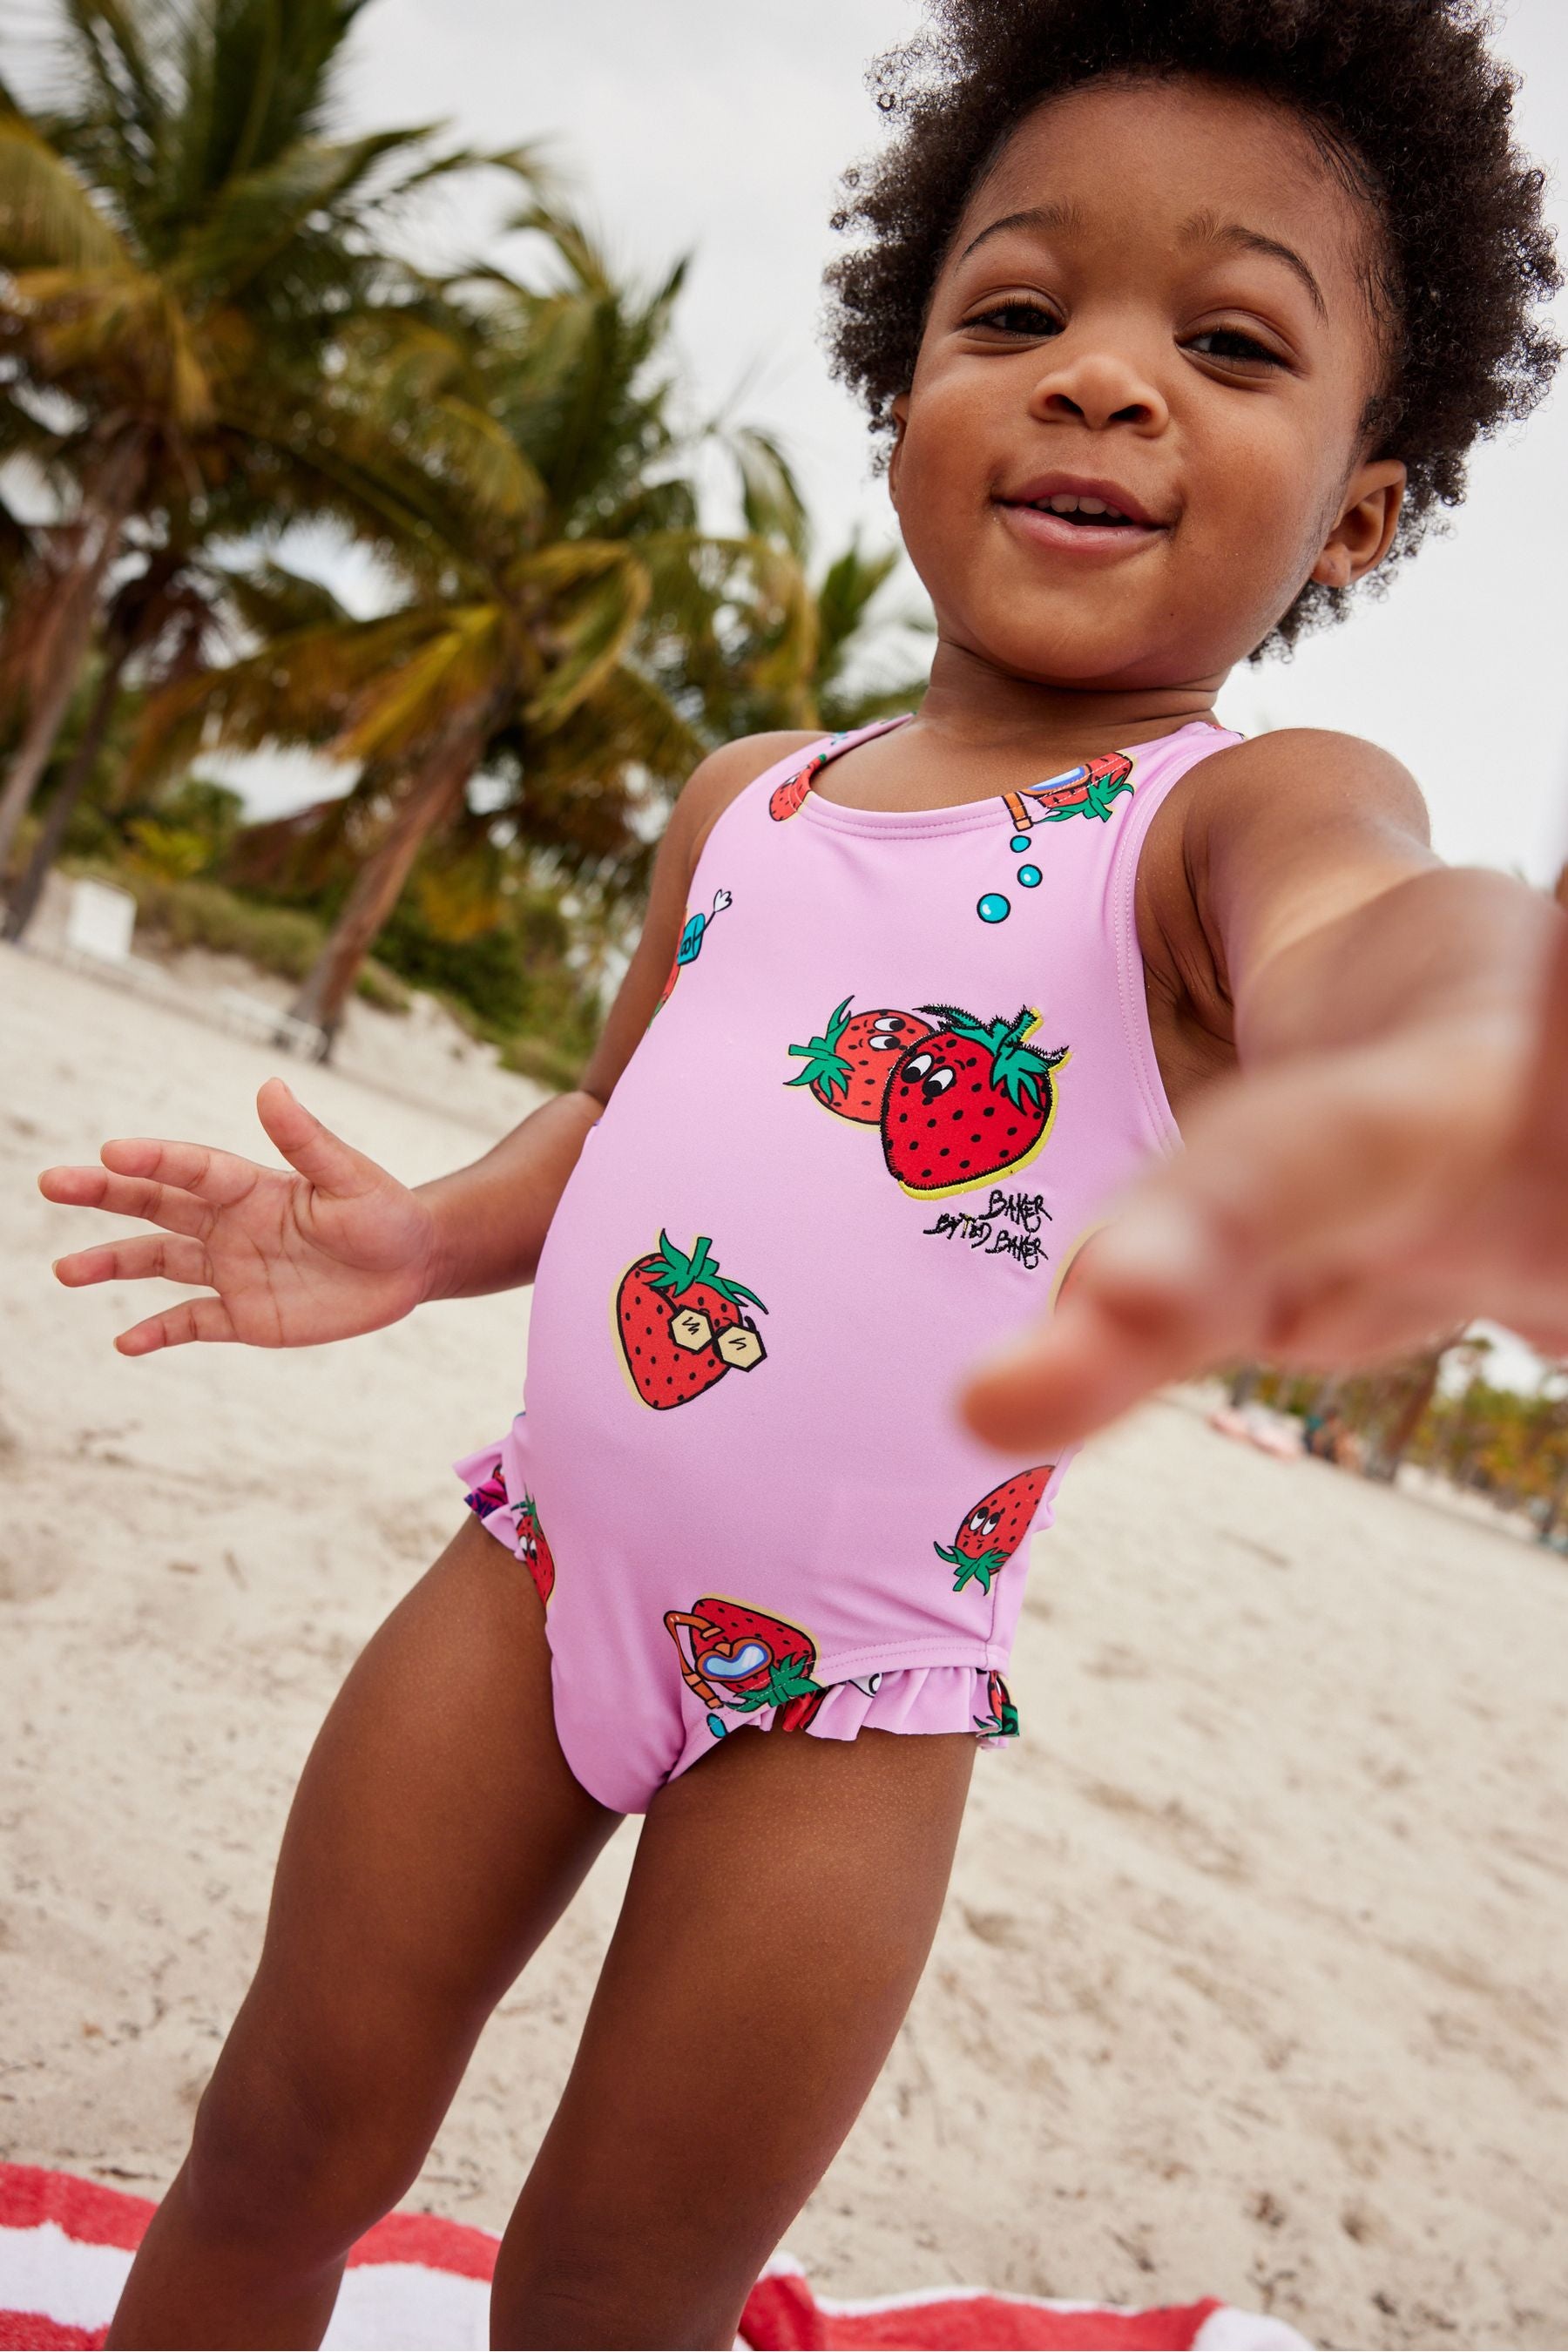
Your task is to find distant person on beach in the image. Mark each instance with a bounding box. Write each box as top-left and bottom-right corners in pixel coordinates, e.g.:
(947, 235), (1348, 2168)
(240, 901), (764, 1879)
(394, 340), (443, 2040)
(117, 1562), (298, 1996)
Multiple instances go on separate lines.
(37, 4), (1567, 2343)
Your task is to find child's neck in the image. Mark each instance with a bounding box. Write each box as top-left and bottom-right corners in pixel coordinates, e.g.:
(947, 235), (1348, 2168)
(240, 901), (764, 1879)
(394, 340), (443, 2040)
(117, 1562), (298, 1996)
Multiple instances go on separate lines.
(910, 639), (1224, 781)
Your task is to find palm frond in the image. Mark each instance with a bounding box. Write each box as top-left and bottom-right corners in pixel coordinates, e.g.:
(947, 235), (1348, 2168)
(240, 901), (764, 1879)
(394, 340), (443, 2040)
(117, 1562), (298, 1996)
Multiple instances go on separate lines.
(0, 116), (129, 269)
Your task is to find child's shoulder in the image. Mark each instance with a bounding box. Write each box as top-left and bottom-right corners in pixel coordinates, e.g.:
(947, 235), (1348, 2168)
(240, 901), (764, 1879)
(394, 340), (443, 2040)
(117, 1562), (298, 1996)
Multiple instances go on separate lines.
(1173, 726), (1431, 858)
(678, 727), (826, 866)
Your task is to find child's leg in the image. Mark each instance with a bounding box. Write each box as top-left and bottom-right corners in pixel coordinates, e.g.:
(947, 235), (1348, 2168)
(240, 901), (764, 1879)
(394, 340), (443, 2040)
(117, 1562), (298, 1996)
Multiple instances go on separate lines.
(490, 1721), (976, 2351)
(108, 1515), (620, 2351)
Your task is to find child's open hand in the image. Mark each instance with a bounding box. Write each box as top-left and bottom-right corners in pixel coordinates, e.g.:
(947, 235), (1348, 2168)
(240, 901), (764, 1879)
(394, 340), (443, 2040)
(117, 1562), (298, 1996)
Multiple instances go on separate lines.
(38, 1078), (438, 1355)
(961, 923), (1568, 1455)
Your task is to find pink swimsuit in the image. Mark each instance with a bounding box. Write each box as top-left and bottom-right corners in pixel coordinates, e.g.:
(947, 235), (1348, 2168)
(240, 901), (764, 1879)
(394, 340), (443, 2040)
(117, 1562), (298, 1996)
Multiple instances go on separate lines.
(455, 715), (1240, 1814)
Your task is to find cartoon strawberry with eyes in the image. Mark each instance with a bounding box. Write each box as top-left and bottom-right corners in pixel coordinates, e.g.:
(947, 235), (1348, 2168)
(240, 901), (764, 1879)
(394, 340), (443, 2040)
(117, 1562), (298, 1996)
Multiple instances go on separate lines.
(616, 1232), (767, 1409)
(936, 1466), (1053, 1595)
(882, 1004), (1068, 1196)
(517, 1491), (555, 1607)
(785, 996), (936, 1122)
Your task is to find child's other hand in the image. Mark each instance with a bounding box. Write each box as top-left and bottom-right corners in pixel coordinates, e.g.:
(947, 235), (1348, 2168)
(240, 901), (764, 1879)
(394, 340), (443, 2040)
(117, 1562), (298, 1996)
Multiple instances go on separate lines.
(38, 1078), (439, 1355)
(960, 931), (1568, 1453)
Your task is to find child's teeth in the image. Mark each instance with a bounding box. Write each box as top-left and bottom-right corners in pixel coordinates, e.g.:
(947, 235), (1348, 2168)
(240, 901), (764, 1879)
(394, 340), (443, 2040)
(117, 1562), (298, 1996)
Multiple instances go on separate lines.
(1041, 494), (1123, 519)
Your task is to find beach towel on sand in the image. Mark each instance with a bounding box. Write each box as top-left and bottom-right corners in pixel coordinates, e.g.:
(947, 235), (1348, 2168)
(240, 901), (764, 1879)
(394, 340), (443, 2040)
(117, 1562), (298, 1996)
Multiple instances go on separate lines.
(0, 2164), (1310, 2349)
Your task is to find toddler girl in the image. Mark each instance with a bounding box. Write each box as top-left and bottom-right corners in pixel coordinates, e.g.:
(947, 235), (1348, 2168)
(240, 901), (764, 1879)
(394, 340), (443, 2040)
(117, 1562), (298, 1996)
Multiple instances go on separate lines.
(39, 3), (1565, 2343)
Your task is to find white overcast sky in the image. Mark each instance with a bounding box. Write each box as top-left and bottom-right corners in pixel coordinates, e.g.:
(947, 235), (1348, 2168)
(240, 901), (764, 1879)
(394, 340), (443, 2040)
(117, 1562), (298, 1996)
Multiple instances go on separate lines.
(301, 0), (1568, 887)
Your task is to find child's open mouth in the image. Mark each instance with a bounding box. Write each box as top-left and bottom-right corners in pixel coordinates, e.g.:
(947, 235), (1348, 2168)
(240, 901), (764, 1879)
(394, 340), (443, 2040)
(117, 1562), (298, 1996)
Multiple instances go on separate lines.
(1006, 491), (1166, 555)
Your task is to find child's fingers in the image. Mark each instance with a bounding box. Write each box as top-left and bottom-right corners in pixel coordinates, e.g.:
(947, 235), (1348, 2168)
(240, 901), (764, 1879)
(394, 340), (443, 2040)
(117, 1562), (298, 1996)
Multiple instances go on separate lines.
(961, 1053), (1459, 1450)
(39, 1161), (213, 1238)
(53, 1233), (213, 1292)
(961, 1212), (1240, 1450)
(113, 1294), (239, 1355)
(97, 1135), (261, 1208)
(255, 1077), (382, 1199)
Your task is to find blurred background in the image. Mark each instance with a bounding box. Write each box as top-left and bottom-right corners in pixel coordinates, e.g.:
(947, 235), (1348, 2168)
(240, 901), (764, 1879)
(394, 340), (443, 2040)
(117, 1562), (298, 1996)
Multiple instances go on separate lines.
(2, 11), (1567, 2339)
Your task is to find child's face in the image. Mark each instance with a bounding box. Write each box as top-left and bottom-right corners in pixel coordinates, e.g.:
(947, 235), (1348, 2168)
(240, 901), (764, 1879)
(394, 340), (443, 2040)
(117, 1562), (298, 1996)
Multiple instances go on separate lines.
(889, 76), (1406, 691)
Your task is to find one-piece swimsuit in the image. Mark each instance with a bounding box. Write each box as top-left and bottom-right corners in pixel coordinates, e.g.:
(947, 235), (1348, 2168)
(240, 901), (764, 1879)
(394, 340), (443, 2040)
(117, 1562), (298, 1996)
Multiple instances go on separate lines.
(456, 713), (1240, 1813)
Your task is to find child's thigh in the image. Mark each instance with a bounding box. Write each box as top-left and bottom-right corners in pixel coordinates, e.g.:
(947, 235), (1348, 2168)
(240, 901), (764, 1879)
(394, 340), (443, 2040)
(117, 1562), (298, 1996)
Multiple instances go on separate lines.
(492, 1726), (975, 2347)
(213, 1515), (619, 2126)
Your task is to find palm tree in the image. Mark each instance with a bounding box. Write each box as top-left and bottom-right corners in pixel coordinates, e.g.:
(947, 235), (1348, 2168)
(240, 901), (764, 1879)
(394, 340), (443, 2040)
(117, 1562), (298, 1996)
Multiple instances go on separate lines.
(131, 213), (817, 1047)
(0, 0), (521, 881)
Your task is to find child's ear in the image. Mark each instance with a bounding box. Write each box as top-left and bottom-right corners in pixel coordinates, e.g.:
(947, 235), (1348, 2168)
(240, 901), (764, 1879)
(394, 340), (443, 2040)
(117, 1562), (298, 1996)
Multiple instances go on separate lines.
(886, 394), (911, 511)
(1310, 459), (1407, 591)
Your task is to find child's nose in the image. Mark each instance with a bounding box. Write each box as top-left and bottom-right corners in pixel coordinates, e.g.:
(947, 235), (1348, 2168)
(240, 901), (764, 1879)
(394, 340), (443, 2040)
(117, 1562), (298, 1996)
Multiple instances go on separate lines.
(1028, 346), (1168, 435)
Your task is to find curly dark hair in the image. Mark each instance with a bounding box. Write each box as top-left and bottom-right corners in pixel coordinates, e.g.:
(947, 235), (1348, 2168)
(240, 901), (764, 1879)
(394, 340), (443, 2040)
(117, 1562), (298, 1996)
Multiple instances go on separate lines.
(825, 0), (1561, 652)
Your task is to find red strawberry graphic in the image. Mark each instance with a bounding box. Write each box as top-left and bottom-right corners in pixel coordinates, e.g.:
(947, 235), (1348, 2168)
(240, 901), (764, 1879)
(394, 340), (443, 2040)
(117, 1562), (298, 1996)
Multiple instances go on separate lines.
(940, 1467), (1048, 1599)
(881, 1004), (1067, 1196)
(785, 996), (935, 1122)
(767, 736), (846, 821)
(616, 1232), (767, 1409)
(936, 1467), (1053, 1595)
(665, 1596), (824, 1730)
(768, 767), (816, 822)
(1015, 750), (1134, 826)
(517, 1491), (555, 1608)
(974, 1670), (1020, 1738)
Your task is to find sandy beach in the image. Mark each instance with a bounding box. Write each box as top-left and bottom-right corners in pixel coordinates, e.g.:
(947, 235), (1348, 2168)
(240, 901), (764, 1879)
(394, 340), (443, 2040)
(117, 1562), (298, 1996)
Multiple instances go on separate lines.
(3, 937), (1566, 2350)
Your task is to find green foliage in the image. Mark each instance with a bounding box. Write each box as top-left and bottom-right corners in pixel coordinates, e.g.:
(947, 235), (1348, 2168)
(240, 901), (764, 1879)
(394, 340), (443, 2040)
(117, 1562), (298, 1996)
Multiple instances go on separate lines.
(74, 861), (327, 974)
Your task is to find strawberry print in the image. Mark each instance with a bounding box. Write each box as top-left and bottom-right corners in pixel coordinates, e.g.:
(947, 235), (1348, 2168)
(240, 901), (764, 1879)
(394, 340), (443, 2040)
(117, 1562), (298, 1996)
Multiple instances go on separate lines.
(974, 1670), (1021, 1739)
(650, 888), (732, 1022)
(615, 1231), (767, 1409)
(936, 1466), (1053, 1595)
(666, 1596), (827, 1739)
(785, 996), (935, 1123)
(517, 1491), (556, 1608)
(767, 734), (846, 821)
(1004, 750), (1134, 833)
(882, 1004), (1067, 1197)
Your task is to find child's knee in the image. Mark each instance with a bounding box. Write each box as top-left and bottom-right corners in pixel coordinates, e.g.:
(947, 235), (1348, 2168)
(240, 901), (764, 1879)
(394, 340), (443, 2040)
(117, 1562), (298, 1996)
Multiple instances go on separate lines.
(183, 2044), (420, 2262)
(492, 2210), (754, 2351)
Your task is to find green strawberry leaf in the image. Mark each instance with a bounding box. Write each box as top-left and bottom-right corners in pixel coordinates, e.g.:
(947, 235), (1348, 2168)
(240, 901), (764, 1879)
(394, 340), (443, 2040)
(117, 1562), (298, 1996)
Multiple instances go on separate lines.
(765, 1652), (825, 1704)
(950, 1549), (1008, 1594)
(646, 1232), (767, 1315)
(786, 1001), (854, 1098)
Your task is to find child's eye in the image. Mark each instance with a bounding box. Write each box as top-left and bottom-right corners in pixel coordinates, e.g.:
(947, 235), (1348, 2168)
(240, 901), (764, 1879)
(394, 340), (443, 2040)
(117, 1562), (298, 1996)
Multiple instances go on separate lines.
(1186, 327), (1285, 371)
(968, 301), (1062, 340)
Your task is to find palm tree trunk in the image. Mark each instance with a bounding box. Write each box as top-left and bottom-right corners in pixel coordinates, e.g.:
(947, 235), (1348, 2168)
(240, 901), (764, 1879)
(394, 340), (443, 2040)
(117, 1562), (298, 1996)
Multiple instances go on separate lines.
(3, 633), (134, 943)
(288, 719), (483, 1052)
(0, 434), (147, 885)
(1367, 1347), (1447, 1483)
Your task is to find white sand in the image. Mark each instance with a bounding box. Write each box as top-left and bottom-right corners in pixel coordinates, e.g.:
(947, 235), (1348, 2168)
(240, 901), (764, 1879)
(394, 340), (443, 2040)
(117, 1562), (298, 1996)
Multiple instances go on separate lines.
(3, 937), (1566, 2349)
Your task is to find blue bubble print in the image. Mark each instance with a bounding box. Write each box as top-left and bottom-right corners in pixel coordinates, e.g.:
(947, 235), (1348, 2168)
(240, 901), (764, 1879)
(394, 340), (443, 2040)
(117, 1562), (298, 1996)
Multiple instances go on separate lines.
(1017, 864), (1042, 888)
(977, 892), (1010, 924)
(1010, 834), (1032, 853)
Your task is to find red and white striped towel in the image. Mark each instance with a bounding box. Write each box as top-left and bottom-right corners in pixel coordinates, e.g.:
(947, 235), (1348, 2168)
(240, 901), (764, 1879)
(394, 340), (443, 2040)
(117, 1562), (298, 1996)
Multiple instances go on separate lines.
(0, 2164), (1309, 2350)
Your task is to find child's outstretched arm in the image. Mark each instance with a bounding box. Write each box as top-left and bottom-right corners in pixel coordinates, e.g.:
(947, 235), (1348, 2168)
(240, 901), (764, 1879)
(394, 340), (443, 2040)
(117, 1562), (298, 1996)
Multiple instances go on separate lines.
(962, 733), (1567, 1453)
(37, 734), (810, 1356)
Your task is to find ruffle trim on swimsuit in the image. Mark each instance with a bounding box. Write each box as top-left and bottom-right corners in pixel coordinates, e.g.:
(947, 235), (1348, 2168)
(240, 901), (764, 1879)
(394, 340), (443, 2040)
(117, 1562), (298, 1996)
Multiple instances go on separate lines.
(672, 1661), (1022, 1782)
(455, 1437), (556, 1610)
(456, 1438), (1022, 1762)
